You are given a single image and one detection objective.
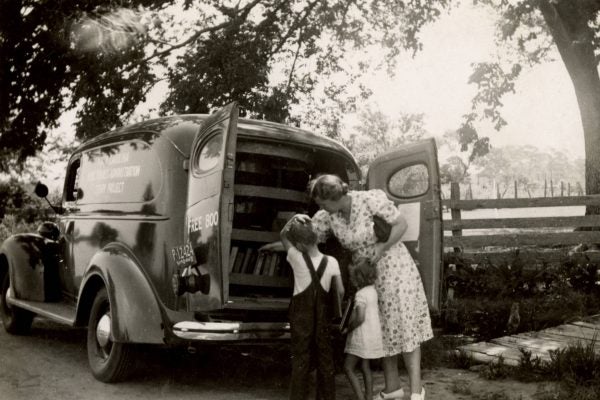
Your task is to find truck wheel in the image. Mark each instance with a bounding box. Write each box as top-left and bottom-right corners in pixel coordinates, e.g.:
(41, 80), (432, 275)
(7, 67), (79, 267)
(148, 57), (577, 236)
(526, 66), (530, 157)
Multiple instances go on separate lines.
(87, 288), (136, 382)
(0, 271), (34, 334)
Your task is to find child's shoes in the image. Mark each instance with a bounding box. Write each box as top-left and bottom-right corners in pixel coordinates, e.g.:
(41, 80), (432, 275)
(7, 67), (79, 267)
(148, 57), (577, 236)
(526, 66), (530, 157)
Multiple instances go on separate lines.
(373, 387), (404, 399)
(410, 387), (426, 400)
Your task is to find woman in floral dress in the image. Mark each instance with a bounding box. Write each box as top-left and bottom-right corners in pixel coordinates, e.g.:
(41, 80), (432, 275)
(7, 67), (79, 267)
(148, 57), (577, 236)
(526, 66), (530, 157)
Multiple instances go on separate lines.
(307, 174), (432, 400)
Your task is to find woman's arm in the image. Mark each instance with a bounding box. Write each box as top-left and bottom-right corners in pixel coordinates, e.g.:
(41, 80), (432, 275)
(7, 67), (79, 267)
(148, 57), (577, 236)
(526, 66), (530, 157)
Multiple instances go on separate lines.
(373, 215), (407, 262)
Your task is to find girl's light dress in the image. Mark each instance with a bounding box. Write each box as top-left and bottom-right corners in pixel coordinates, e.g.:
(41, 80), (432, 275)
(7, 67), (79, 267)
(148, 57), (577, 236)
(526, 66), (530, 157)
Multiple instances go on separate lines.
(312, 189), (433, 355)
(344, 285), (384, 359)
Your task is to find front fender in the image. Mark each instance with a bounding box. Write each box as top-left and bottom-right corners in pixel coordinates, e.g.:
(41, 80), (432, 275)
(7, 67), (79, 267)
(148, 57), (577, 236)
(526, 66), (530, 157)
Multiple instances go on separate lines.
(0, 234), (60, 302)
(78, 243), (165, 344)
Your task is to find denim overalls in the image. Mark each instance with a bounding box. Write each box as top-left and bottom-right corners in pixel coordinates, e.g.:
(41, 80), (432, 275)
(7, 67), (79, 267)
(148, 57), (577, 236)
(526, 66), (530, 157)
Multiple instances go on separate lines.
(289, 253), (335, 400)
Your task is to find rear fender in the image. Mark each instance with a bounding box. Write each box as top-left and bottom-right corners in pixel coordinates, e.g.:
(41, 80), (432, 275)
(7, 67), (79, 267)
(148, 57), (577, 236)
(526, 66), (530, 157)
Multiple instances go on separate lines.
(0, 234), (60, 302)
(76, 244), (165, 344)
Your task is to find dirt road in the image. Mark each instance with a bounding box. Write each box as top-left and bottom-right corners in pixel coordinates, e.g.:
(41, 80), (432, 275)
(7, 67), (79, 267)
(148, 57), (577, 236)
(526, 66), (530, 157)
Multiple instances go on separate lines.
(0, 318), (551, 400)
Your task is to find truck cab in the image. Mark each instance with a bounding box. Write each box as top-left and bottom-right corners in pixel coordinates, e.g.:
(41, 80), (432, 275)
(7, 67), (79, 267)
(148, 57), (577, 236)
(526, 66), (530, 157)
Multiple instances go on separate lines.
(0, 103), (442, 382)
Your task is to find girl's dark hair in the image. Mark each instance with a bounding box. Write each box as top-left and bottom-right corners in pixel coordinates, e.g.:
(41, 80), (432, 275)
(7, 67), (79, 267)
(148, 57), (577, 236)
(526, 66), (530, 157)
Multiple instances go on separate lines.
(350, 259), (377, 289)
(308, 174), (348, 201)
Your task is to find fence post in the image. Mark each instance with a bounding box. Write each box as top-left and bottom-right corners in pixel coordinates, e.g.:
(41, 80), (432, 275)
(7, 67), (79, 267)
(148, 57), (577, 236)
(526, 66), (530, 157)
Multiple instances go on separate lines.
(544, 179), (547, 197)
(568, 182), (571, 196)
(550, 179), (554, 197)
(450, 182), (462, 254)
(561, 181), (564, 197)
(514, 180), (518, 198)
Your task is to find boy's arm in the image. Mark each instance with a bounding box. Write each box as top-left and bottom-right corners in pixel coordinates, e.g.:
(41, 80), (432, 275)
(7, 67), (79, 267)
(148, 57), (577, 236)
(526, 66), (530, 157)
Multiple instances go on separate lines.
(279, 216), (296, 251)
(259, 215), (301, 253)
(332, 274), (344, 304)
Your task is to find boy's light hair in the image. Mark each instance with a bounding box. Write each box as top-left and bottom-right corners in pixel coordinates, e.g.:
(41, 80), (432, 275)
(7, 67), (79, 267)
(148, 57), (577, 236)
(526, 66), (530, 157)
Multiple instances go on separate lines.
(350, 259), (377, 289)
(286, 218), (317, 247)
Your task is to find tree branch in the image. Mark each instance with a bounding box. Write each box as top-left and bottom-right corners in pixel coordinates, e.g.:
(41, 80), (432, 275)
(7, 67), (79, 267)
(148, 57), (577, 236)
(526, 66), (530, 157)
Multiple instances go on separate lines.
(140, 0), (264, 65)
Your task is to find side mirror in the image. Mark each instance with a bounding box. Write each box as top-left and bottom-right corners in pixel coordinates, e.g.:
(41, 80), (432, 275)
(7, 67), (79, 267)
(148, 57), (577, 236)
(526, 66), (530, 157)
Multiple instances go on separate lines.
(35, 182), (49, 198)
(34, 182), (65, 215)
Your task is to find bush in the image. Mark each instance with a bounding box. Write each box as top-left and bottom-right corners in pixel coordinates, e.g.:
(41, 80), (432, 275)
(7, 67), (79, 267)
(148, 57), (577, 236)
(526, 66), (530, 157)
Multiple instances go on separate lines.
(442, 261), (600, 340)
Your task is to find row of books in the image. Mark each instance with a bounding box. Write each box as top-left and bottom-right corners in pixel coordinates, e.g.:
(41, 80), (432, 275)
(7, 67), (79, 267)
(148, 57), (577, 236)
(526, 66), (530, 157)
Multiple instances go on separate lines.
(228, 246), (289, 277)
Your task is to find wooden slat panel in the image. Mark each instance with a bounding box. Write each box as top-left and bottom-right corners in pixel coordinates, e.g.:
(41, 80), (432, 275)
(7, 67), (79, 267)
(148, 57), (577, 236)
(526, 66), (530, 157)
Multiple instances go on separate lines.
(235, 185), (307, 202)
(237, 141), (312, 163)
(444, 215), (600, 230)
(445, 232), (600, 248)
(229, 273), (291, 288)
(231, 229), (280, 243)
(444, 250), (600, 265)
(443, 195), (600, 211)
(540, 324), (600, 341)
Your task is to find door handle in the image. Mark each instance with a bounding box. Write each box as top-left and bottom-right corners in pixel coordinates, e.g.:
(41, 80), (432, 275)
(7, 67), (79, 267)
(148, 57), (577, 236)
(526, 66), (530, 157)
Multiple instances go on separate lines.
(66, 221), (74, 236)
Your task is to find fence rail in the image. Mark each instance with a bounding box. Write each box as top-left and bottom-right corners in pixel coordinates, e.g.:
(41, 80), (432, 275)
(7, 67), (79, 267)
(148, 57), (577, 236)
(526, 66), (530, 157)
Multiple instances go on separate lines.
(443, 182), (600, 265)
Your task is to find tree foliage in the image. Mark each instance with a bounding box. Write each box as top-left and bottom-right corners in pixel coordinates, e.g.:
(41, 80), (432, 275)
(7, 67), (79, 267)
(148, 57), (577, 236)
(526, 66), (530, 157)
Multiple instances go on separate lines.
(344, 105), (427, 172)
(0, 0), (450, 173)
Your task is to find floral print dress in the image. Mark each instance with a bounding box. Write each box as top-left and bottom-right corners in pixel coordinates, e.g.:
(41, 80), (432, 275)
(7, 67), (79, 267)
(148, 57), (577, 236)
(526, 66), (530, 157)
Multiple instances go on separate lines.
(312, 189), (433, 355)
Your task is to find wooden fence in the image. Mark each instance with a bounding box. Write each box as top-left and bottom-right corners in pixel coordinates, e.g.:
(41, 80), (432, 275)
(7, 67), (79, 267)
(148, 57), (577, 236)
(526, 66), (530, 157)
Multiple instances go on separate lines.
(443, 182), (600, 265)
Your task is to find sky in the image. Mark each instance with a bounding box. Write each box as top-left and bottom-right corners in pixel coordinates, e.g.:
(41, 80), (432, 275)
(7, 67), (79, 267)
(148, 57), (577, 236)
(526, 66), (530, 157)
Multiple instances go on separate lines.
(351, 3), (585, 159)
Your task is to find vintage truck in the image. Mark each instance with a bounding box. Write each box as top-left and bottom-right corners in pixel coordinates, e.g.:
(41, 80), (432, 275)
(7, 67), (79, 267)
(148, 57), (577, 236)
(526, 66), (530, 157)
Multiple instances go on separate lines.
(0, 103), (443, 382)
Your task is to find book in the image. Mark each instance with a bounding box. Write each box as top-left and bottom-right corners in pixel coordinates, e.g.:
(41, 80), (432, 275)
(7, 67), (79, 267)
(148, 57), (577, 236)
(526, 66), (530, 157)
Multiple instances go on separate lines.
(240, 248), (255, 273)
(228, 246), (239, 273)
(232, 248), (246, 273)
(253, 252), (266, 275)
(267, 253), (279, 276)
(338, 298), (354, 333)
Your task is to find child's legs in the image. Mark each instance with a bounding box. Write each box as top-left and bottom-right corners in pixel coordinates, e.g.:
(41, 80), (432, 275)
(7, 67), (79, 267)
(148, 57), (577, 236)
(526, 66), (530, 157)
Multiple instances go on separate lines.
(360, 358), (373, 398)
(314, 324), (335, 400)
(344, 354), (366, 400)
(289, 307), (314, 400)
(402, 346), (422, 394)
(382, 354), (401, 393)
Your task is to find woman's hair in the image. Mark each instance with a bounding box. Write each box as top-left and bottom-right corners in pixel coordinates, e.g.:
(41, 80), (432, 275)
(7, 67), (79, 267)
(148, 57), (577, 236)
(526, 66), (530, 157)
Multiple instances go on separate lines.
(286, 218), (318, 247)
(350, 259), (377, 289)
(308, 174), (348, 201)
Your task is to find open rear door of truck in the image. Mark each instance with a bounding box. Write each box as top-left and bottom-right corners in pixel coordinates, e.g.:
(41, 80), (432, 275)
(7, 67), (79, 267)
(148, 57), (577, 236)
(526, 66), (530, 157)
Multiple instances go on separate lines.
(185, 103), (238, 309)
(367, 138), (443, 311)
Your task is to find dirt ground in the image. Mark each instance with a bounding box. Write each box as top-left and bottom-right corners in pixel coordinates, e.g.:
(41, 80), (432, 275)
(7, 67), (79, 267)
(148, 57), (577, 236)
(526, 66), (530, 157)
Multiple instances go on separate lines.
(0, 318), (556, 400)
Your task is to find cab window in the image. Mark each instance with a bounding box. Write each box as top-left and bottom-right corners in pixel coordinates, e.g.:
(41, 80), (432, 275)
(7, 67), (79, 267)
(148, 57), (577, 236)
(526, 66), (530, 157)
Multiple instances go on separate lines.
(388, 163), (429, 198)
(64, 159), (81, 202)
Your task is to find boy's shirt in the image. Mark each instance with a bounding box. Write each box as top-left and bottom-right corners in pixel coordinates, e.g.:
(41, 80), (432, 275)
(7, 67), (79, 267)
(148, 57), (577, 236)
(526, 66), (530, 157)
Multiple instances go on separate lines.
(286, 247), (340, 296)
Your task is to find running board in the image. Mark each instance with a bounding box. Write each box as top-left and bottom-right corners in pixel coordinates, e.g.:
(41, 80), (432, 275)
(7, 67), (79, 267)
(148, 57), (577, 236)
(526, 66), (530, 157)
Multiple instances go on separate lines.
(7, 294), (76, 326)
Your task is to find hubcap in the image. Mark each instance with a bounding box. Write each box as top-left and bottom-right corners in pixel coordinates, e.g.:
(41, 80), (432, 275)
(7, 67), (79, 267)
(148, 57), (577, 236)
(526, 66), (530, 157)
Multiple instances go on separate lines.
(96, 313), (111, 348)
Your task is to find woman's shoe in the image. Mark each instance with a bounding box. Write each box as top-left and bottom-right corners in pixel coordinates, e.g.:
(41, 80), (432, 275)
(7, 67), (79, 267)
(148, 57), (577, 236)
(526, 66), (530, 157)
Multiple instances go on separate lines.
(373, 387), (404, 399)
(409, 387), (425, 400)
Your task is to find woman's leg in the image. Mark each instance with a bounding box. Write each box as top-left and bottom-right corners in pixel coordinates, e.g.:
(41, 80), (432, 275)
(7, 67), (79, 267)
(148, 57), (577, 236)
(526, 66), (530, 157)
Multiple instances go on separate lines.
(344, 354), (366, 400)
(402, 346), (422, 395)
(381, 355), (401, 393)
(360, 358), (373, 399)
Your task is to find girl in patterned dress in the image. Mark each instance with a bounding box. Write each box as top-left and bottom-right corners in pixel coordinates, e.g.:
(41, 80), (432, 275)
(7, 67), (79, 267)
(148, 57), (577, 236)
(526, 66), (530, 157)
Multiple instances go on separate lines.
(307, 174), (433, 400)
(342, 259), (384, 400)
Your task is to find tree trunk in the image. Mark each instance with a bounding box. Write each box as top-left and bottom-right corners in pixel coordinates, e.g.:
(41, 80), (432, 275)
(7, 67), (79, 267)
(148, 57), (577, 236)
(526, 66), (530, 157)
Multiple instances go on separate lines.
(539, 1), (600, 214)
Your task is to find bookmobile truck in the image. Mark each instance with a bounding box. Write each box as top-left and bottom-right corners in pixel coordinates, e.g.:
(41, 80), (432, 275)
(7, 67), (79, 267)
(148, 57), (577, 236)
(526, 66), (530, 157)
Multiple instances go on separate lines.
(0, 103), (443, 382)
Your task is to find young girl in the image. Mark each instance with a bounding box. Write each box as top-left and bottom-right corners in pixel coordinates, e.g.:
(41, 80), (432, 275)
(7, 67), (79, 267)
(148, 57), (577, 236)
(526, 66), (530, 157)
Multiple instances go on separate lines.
(342, 259), (384, 400)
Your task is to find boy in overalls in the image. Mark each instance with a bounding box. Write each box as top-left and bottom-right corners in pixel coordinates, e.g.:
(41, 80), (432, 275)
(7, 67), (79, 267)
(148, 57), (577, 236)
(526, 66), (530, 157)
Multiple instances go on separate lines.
(281, 215), (344, 400)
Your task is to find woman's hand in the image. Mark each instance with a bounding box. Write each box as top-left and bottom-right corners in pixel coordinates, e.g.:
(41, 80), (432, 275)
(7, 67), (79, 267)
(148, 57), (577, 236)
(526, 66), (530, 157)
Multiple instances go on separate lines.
(293, 214), (311, 224)
(372, 242), (387, 263)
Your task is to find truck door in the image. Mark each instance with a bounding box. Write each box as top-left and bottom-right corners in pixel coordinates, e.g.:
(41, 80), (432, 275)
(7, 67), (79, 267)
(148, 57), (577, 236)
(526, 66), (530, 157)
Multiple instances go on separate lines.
(367, 138), (443, 311)
(184, 103), (238, 310)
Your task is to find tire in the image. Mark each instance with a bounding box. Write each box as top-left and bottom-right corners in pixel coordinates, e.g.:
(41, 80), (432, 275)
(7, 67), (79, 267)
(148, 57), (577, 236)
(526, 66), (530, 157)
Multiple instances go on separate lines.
(87, 287), (137, 382)
(0, 271), (34, 335)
